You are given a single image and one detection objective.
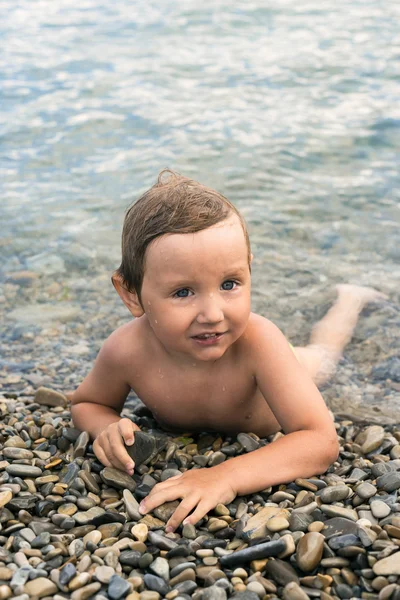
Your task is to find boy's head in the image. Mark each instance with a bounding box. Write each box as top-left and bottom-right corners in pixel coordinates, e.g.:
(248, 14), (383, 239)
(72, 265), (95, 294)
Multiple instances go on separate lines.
(114, 169), (251, 306)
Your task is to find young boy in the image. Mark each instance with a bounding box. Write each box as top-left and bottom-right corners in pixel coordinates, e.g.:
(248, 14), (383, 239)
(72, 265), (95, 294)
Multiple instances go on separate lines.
(71, 169), (385, 533)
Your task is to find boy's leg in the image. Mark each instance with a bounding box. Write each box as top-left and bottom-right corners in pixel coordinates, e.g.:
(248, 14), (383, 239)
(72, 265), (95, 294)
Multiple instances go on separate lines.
(294, 285), (387, 386)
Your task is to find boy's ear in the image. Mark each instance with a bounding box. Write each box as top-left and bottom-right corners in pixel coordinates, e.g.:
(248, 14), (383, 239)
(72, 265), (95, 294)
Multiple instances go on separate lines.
(250, 253), (254, 263)
(112, 274), (144, 317)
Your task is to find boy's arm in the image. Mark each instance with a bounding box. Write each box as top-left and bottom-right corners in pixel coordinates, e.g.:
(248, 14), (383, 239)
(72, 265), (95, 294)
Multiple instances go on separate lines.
(226, 318), (339, 495)
(71, 329), (140, 473)
(139, 319), (339, 531)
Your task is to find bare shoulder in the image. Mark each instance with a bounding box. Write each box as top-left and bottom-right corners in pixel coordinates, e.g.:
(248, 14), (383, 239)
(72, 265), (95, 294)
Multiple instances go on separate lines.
(241, 313), (286, 353)
(99, 317), (152, 374)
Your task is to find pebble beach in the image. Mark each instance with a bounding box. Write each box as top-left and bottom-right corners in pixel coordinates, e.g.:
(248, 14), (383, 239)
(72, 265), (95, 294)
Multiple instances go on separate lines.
(1, 0), (400, 598)
(2, 383), (400, 600)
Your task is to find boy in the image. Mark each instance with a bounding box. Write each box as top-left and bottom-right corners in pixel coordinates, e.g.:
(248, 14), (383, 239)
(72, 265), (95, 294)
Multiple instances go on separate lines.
(71, 169), (385, 533)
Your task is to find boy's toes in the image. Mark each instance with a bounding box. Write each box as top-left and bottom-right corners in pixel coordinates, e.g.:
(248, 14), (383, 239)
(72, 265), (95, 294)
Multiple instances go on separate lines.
(335, 284), (388, 304)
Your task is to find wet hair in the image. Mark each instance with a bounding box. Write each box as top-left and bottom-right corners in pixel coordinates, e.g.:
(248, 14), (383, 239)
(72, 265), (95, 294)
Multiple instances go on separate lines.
(115, 169), (251, 303)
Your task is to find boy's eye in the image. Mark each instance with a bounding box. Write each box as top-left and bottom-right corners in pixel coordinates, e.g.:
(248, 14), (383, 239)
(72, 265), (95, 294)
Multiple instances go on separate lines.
(174, 288), (191, 298)
(221, 280), (236, 291)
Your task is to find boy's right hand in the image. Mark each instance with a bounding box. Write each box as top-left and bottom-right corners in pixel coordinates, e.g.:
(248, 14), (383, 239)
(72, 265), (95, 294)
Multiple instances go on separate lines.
(93, 418), (139, 476)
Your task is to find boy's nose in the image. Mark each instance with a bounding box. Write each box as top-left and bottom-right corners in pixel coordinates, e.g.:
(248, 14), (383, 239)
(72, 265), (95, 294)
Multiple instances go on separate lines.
(196, 297), (224, 324)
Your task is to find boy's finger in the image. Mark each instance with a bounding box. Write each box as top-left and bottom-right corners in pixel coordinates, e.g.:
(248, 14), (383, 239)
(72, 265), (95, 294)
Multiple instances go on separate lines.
(118, 419), (136, 446)
(108, 436), (135, 473)
(164, 496), (199, 533)
(139, 483), (186, 515)
(93, 441), (112, 468)
(179, 500), (210, 529)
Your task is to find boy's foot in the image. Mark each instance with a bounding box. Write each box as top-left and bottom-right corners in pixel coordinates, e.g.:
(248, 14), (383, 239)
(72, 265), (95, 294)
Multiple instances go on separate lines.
(335, 284), (388, 306)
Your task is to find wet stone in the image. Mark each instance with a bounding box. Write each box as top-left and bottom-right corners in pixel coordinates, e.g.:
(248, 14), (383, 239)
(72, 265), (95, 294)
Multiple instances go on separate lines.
(237, 433), (259, 452)
(126, 431), (167, 467)
(371, 500), (391, 519)
(108, 574), (132, 599)
(220, 538), (286, 568)
(60, 462), (81, 485)
(376, 473), (400, 493)
(143, 574), (169, 596)
(264, 559), (300, 586)
(296, 532), (325, 572)
(154, 501), (180, 523)
(59, 563), (77, 586)
(100, 467), (136, 491)
(5, 464), (42, 478)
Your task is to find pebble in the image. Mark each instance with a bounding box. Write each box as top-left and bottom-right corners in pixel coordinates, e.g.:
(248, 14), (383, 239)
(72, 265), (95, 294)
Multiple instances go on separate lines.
(296, 532), (325, 572)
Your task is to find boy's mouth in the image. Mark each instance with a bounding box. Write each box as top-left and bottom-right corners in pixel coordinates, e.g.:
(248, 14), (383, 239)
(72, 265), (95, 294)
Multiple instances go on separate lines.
(192, 332), (224, 344)
(192, 332), (224, 341)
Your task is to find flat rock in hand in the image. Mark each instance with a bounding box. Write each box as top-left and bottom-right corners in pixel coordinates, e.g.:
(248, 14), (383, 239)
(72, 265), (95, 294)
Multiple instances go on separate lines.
(125, 431), (167, 466)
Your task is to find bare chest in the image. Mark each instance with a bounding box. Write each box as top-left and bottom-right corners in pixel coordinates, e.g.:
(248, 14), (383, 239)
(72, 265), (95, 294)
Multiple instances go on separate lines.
(129, 361), (279, 436)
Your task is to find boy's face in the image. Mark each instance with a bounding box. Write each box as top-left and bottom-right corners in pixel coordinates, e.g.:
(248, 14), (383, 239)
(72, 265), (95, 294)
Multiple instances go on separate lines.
(139, 214), (252, 363)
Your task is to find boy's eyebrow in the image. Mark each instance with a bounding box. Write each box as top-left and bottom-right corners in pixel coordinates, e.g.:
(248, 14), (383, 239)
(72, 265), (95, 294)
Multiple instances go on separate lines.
(161, 266), (249, 288)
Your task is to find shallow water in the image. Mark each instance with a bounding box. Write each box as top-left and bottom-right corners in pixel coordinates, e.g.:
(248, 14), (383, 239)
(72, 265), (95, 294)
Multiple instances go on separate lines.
(0, 0), (399, 419)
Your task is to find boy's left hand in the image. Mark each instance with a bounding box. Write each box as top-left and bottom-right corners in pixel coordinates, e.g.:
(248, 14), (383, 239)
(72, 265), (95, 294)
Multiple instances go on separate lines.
(138, 466), (237, 532)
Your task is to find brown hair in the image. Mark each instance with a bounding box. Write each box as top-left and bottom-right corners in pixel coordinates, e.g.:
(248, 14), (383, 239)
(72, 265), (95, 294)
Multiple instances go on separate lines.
(115, 169), (251, 302)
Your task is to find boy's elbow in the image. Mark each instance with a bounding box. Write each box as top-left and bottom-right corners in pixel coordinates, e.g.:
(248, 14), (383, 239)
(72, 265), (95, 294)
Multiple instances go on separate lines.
(320, 434), (340, 472)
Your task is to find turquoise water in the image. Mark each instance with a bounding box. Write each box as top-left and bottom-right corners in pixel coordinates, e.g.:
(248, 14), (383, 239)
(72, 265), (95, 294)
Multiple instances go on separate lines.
(1, 0), (399, 282)
(0, 1), (399, 418)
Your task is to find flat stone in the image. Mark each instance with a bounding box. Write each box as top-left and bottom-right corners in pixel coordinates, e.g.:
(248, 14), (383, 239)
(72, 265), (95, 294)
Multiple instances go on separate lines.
(98, 523), (123, 539)
(149, 557), (170, 581)
(242, 506), (282, 540)
(94, 566), (115, 584)
(7, 496), (37, 511)
(131, 523), (148, 543)
(296, 532), (325, 572)
(203, 586), (227, 600)
(268, 516), (290, 532)
(237, 433), (259, 452)
(108, 574), (132, 600)
(154, 501), (180, 523)
(328, 533), (360, 550)
(24, 577), (58, 598)
(371, 500), (391, 519)
(320, 505), (358, 521)
(73, 431), (90, 458)
(289, 513), (313, 532)
(126, 431), (167, 467)
(5, 464), (42, 478)
(220, 538), (286, 568)
(0, 490), (12, 508)
(3, 448), (34, 460)
(264, 559), (300, 586)
(376, 473), (400, 493)
(100, 467), (136, 492)
(357, 426), (385, 454)
(74, 507), (105, 525)
(356, 482), (377, 500)
(139, 515), (165, 530)
(79, 470), (100, 494)
(318, 485), (350, 504)
(143, 574), (169, 597)
(373, 552), (400, 576)
(59, 563), (77, 586)
(60, 462), (81, 485)
(283, 582), (310, 600)
(123, 489), (141, 520)
(70, 582), (102, 600)
(35, 387), (67, 407)
(321, 517), (359, 539)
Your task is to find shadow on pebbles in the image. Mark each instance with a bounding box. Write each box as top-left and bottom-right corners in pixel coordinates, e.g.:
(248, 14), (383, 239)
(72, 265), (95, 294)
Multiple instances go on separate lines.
(1, 387), (400, 600)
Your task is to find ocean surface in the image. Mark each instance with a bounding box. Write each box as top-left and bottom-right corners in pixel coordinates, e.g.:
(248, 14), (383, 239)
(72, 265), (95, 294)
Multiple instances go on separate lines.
(0, 0), (399, 419)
